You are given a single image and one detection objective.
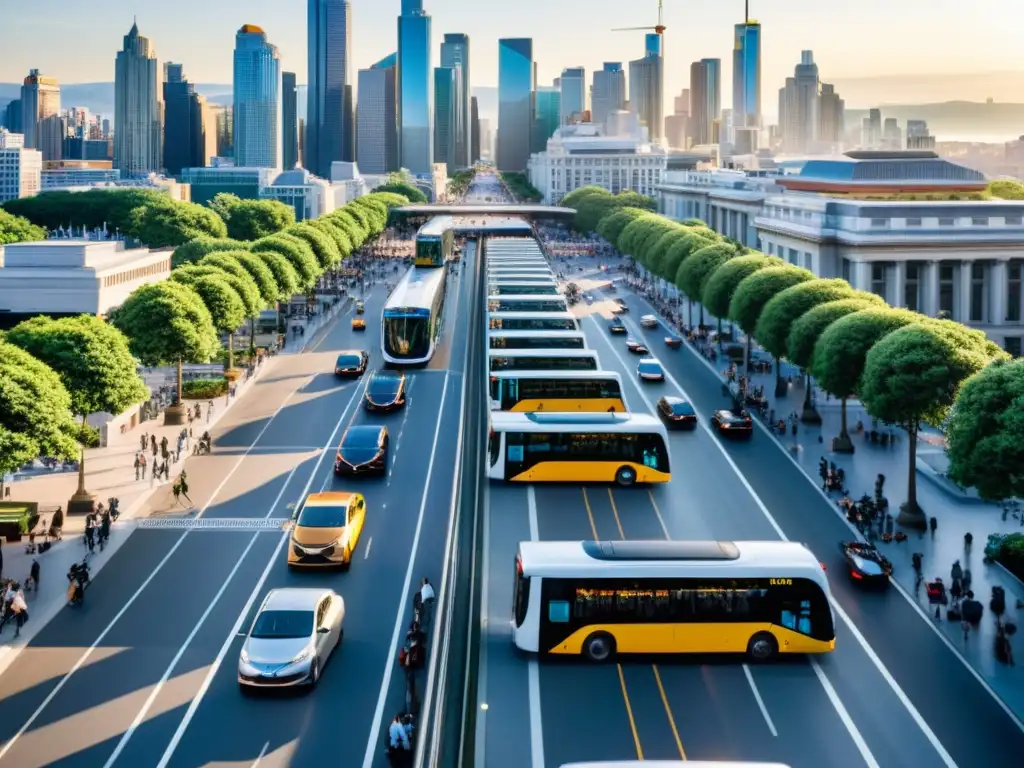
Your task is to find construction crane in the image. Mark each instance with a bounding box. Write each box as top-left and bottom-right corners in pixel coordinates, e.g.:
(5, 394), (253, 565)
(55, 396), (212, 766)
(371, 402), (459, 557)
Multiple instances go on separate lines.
(612, 0), (666, 37)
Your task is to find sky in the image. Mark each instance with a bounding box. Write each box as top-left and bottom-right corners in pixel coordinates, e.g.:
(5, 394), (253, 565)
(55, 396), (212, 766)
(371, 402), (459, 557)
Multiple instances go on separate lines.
(1, 0), (1021, 115)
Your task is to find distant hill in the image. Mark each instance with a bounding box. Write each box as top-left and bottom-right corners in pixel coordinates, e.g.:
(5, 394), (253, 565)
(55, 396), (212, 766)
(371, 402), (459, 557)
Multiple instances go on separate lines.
(831, 71), (1024, 109)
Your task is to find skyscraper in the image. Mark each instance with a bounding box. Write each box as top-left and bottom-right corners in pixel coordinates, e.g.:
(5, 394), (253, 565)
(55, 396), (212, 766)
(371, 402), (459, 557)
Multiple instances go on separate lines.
(440, 33), (470, 167)
(818, 83), (845, 146)
(3, 100), (23, 134)
(163, 63), (215, 176)
(732, 15), (761, 134)
(20, 70), (60, 159)
(688, 58), (720, 146)
(356, 53), (398, 174)
(306, 0), (353, 177)
(591, 63), (625, 130)
(778, 50), (821, 154)
(470, 95), (480, 163)
(532, 85), (560, 153)
(434, 66), (459, 171)
(233, 24), (282, 169)
(282, 72), (299, 169)
(629, 35), (663, 140)
(664, 89), (690, 149)
(497, 38), (534, 172)
(398, 0), (433, 175)
(114, 22), (163, 176)
(559, 67), (586, 125)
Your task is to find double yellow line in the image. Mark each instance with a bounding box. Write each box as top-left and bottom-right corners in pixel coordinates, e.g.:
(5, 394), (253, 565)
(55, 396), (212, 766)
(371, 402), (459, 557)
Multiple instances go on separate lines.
(581, 487), (687, 760)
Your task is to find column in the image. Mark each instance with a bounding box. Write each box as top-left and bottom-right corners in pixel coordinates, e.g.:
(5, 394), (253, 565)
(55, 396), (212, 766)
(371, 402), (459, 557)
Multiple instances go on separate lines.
(958, 260), (973, 323)
(889, 261), (906, 308)
(990, 258), (1008, 325)
(851, 260), (872, 293)
(922, 260), (940, 316)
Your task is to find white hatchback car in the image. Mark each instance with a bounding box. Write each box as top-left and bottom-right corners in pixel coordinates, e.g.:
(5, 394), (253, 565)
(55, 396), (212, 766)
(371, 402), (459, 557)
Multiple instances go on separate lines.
(640, 315), (658, 328)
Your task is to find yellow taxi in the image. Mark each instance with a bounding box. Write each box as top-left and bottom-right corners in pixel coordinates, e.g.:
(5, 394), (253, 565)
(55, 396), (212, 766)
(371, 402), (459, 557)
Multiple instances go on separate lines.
(287, 492), (367, 569)
(351, 317), (366, 331)
(355, 301), (365, 314)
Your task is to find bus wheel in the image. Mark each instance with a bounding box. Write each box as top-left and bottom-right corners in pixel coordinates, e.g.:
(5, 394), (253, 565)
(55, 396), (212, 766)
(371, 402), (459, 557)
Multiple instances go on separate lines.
(614, 467), (636, 487)
(746, 632), (778, 661)
(582, 632), (616, 663)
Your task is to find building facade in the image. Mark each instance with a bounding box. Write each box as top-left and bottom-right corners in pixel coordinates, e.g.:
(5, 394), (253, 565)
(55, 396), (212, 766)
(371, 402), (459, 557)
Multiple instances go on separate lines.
(282, 72), (299, 169)
(163, 63), (215, 177)
(3, 100), (23, 134)
(306, 0), (354, 177)
(233, 25), (282, 169)
(497, 38), (535, 172)
(433, 67), (459, 172)
(629, 36), (663, 141)
(591, 63), (626, 130)
(532, 85), (560, 154)
(559, 67), (586, 125)
(398, 0), (433, 175)
(731, 21), (761, 135)
(42, 161), (121, 189)
(114, 23), (163, 176)
(689, 58), (721, 146)
(356, 55), (398, 174)
(470, 96), (480, 163)
(20, 70), (61, 160)
(440, 33), (471, 168)
(260, 168), (337, 220)
(180, 166), (277, 206)
(0, 130), (43, 203)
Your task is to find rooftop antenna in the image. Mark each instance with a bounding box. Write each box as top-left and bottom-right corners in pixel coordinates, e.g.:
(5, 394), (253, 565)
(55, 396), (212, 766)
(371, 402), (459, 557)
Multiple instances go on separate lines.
(612, 0), (666, 37)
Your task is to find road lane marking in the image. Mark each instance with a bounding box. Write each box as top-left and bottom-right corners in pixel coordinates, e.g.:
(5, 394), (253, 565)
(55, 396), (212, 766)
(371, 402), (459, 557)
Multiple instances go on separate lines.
(811, 658), (879, 768)
(136, 518), (291, 530)
(616, 664), (644, 760)
(153, 380), (362, 768)
(581, 487), (600, 539)
(252, 741), (270, 767)
(606, 488), (626, 538)
(0, 364), (329, 765)
(364, 537), (373, 559)
(652, 666), (687, 759)
(593, 312), (940, 767)
(360, 371), (453, 768)
(646, 490), (671, 540)
(742, 665), (778, 737)
(526, 485), (546, 768)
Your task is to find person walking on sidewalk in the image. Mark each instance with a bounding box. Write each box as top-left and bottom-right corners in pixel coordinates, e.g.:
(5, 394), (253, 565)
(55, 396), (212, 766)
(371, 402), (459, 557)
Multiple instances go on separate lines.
(160, 435), (169, 457)
(140, 432), (148, 453)
(173, 471), (193, 506)
(207, 400), (214, 423)
(176, 434), (185, 462)
(135, 453), (142, 481)
(138, 453), (147, 479)
(9, 587), (27, 638)
(151, 440), (158, 462)
(151, 434), (157, 454)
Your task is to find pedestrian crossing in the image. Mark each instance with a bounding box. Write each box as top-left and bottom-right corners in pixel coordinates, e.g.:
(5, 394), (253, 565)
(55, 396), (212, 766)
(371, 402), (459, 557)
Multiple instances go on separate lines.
(136, 517), (291, 531)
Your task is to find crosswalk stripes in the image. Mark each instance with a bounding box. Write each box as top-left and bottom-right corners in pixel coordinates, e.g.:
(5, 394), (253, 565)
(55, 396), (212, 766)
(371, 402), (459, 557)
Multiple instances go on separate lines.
(136, 518), (292, 531)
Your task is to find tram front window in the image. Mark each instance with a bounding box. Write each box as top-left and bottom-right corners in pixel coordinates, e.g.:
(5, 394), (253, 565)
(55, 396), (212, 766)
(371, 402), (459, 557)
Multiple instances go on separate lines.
(384, 311), (430, 359)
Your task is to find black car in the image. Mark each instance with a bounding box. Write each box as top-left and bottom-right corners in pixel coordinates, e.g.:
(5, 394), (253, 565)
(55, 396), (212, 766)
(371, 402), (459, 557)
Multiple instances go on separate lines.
(364, 370), (407, 412)
(657, 396), (697, 429)
(710, 409), (753, 437)
(625, 338), (649, 355)
(839, 541), (892, 586)
(609, 319), (627, 334)
(335, 350), (369, 377)
(334, 425), (389, 476)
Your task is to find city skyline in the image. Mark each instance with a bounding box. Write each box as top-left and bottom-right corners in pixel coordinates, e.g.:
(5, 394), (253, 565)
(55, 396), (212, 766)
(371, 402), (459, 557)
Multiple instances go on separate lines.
(2, 0), (1018, 117)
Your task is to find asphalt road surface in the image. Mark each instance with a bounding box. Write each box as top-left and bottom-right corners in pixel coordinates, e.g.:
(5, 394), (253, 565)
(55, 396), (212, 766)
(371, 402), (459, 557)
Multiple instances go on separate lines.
(0, 247), (476, 768)
(475, 256), (1024, 768)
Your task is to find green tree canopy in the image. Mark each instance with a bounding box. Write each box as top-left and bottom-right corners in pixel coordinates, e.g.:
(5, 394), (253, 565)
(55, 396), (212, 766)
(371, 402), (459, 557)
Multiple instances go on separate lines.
(184, 274), (247, 335)
(3, 188), (171, 233)
(676, 242), (737, 303)
(171, 236), (251, 268)
(635, 221), (680, 267)
(128, 199), (228, 247)
(613, 191), (657, 213)
(500, 171), (542, 202)
(207, 194), (295, 240)
(988, 180), (1024, 201)
(364, 191), (410, 211)
(171, 264), (255, 319)
(286, 223), (342, 270)
(251, 234), (321, 289)
(560, 186), (609, 210)
(372, 182), (428, 203)
(661, 230), (718, 285)
(617, 215), (661, 258)
(0, 209), (46, 244)
(349, 199), (387, 232)
(701, 253), (782, 320)
(306, 217), (353, 258)
(330, 210), (367, 249)
(253, 249), (300, 300)
(946, 358), (1024, 501)
(6, 315), (148, 418)
(647, 229), (689, 279)
(755, 278), (855, 361)
(197, 254), (264, 315)
(0, 338), (80, 476)
(341, 202), (371, 232)
(786, 297), (885, 371)
(229, 250), (279, 306)
(596, 207), (649, 250)
(730, 265), (814, 336)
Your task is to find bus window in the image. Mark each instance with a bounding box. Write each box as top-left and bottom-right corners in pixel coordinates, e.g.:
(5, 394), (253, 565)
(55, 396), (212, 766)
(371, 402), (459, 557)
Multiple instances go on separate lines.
(781, 600), (813, 636)
(513, 558), (530, 628)
(489, 428), (501, 467)
(548, 601), (571, 623)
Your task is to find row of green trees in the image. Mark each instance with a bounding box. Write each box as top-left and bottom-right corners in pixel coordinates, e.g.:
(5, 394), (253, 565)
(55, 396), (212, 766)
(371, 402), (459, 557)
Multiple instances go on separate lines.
(500, 172), (542, 202)
(0, 208), (46, 245)
(564, 186), (1015, 521)
(559, 187), (657, 234)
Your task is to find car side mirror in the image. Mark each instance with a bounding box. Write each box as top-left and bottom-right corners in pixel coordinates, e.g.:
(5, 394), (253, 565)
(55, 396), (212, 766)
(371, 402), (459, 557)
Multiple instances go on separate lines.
(317, 626), (330, 634)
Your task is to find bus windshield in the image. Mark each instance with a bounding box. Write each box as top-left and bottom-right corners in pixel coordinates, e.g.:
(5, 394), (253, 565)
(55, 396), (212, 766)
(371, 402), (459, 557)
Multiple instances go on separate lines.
(490, 376), (625, 412)
(384, 309), (430, 360)
(417, 238), (442, 265)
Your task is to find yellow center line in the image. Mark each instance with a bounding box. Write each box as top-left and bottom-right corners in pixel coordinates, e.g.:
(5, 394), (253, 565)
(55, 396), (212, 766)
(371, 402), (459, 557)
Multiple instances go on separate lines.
(607, 488), (626, 539)
(617, 663), (645, 760)
(652, 665), (688, 759)
(581, 487), (600, 539)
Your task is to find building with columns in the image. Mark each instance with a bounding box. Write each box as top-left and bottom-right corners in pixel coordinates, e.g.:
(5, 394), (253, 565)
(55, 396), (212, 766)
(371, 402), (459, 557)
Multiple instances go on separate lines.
(656, 151), (1024, 355)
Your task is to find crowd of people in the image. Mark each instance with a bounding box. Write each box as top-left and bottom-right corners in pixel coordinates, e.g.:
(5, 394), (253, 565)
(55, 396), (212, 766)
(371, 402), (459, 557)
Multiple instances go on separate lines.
(536, 223), (620, 258)
(386, 577), (435, 766)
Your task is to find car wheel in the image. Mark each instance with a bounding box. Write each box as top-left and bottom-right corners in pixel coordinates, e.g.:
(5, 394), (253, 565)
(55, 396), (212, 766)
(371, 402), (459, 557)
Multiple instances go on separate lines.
(582, 632), (616, 663)
(747, 632), (778, 662)
(615, 466), (637, 487)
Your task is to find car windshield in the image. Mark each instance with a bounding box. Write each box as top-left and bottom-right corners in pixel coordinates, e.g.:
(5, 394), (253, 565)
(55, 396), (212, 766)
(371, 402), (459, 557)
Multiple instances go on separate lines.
(671, 401), (694, 415)
(640, 362), (661, 372)
(297, 503), (348, 528)
(369, 375), (401, 396)
(251, 610), (314, 639)
(343, 427), (382, 449)
(337, 355), (361, 367)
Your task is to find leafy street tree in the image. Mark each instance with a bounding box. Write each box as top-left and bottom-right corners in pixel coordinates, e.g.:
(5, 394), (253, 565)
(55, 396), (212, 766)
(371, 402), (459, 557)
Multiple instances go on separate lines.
(6, 315), (149, 509)
(227, 251), (279, 306)
(810, 307), (920, 452)
(0, 209), (46, 244)
(252, 234), (321, 289)
(617, 215), (662, 258)
(342, 202), (371, 233)
(197, 254), (263, 315)
(254, 250), (301, 301)
(677, 241), (736, 327)
(364, 191), (411, 212)
(183, 274), (247, 370)
(171, 237), (251, 268)
(285, 223), (341, 271)
(330, 210), (367, 249)
(349, 199), (387, 232)
(755, 278), (855, 406)
(207, 193), (295, 240)
(635, 221), (681, 268)
(786, 297), (885, 373)
(596, 207), (649, 250)
(702, 253), (782, 350)
(307, 218), (353, 259)
(128, 199), (228, 247)
(109, 281), (220, 425)
(647, 229), (689, 279)
(372, 181), (428, 203)
(946, 358), (1024, 503)
(3, 187), (173, 234)
(0, 338), (81, 487)
(860, 323), (1008, 527)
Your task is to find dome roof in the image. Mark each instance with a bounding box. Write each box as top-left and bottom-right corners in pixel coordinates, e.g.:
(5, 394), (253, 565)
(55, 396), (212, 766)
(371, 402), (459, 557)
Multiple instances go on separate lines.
(272, 169), (312, 186)
(239, 24), (265, 35)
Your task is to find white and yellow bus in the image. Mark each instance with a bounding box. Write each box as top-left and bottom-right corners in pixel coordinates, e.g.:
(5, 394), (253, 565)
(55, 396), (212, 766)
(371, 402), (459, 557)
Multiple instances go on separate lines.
(489, 330), (587, 350)
(488, 349), (600, 373)
(489, 371), (627, 412)
(513, 540), (836, 661)
(487, 412), (670, 485)
(488, 312), (579, 331)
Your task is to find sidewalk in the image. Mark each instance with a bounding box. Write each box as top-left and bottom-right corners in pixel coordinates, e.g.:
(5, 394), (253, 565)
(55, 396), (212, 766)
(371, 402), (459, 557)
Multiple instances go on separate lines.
(623, 279), (1024, 720)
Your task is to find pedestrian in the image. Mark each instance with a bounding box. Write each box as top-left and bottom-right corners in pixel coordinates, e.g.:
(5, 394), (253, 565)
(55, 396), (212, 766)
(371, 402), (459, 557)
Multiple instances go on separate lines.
(10, 587), (27, 638)
(160, 435), (168, 456)
(187, 409), (194, 428)
(84, 514), (95, 553)
(29, 558), (40, 592)
(194, 403), (202, 422)
(140, 433), (148, 453)
(207, 400), (214, 423)
(177, 471), (192, 505)
(151, 441), (158, 460)
(134, 453), (142, 481)
(151, 434), (157, 454)
(176, 436), (184, 462)
(139, 453), (147, 479)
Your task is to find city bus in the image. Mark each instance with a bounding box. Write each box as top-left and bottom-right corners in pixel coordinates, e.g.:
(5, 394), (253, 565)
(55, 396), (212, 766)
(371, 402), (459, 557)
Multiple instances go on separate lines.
(488, 281), (561, 296)
(487, 412), (670, 485)
(415, 216), (455, 267)
(489, 349), (600, 373)
(382, 266), (447, 364)
(488, 295), (569, 313)
(488, 312), (579, 331)
(489, 371), (627, 412)
(513, 539), (835, 661)
(489, 330), (587, 350)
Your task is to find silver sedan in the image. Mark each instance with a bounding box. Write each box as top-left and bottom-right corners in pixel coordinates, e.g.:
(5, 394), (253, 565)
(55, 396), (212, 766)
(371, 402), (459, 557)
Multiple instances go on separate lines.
(238, 587), (345, 691)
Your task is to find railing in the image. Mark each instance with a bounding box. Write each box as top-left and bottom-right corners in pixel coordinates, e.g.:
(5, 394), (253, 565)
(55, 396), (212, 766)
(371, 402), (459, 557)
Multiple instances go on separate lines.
(416, 236), (488, 767)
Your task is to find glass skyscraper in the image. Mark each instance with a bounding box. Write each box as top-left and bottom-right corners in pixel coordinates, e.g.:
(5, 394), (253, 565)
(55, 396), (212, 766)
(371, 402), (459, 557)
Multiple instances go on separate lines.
(440, 33), (470, 168)
(114, 23), (162, 176)
(357, 53), (398, 174)
(629, 44), (663, 141)
(306, 0), (354, 177)
(688, 58), (721, 146)
(233, 25), (282, 169)
(398, 0), (433, 176)
(732, 21), (761, 132)
(163, 63), (214, 177)
(591, 63), (625, 130)
(559, 67), (585, 125)
(282, 71), (299, 169)
(532, 85), (560, 154)
(497, 38), (534, 172)
(434, 67), (459, 171)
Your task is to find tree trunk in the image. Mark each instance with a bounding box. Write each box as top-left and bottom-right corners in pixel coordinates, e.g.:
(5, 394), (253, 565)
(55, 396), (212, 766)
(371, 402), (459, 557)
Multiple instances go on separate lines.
(801, 371), (822, 425)
(249, 317), (256, 351)
(177, 357), (183, 406)
(832, 396), (854, 453)
(687, 297), (694, 328)
(774, 356), (788, 397)
(228, 331), (234, 372)
(76, 415), (88, 497)
(698, 304), (705, 328)
(897, 424), (928, 528)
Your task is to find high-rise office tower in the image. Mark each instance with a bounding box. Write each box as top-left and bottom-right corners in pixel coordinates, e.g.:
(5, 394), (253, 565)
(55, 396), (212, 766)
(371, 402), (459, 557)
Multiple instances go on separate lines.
(629, 34), (663, 140)
(434, 66), (459, 171)
(4, 100), (23, 134)
(306, 0), (353, 177)
(497, 38), (534, 171)
(114, 22), (163, 175)
(882, 117), (902, 150)
(356, 53), (398, 174)
(440, 33), (470, 167)
(470, 95), (480, 163)
(778, 50), (821, 154)
(398, 0), (433, 175)
(559, 67), (586, 125)
(233, 24), (282, 169)
(163, 63), (215, 176)
(591, 63), (625, 130)
(664, 89), (690, 149)
(282, 72), (299, 169)
(210, 105), (234, 157)
(818, 82), (845, 145)
(532, 85), (560, 153)
(20, 69), (61, 159)
(732, 13), (761, 135)
(688, 58), (720, 146)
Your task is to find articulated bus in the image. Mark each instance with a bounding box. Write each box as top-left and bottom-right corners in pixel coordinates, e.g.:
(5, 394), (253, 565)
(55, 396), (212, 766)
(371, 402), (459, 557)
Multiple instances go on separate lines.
(488, 312), (579, 331)
(382, 266), (447, 364)
(489, 330), (587, 350)
(488, 281), (561, 296)
(415, 216), (455, 267)
(489, 349), (599, 373)
(488, 295), (569, 313)
(487, 412), (670, 485)
(513, 540), (836, 661)
(489, 371), (626, 412)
